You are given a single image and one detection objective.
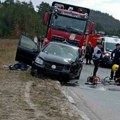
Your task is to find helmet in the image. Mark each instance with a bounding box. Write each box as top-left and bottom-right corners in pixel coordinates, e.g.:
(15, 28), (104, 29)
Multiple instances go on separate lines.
(112, 64), (119, 71)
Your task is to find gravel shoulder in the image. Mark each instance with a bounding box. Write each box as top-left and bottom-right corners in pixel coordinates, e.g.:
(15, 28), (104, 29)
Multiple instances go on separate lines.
(0, 67), (82, 120)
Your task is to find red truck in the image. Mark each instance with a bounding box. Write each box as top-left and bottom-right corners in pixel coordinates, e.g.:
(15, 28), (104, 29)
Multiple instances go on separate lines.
(43, 1), (100, 48)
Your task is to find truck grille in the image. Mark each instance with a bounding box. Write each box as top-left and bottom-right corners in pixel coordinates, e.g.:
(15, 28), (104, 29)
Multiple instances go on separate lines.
(52, 36), (79, 47)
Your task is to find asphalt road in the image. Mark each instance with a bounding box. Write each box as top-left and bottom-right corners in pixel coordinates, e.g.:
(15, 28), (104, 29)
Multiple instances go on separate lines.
(62, 63), (120, 120)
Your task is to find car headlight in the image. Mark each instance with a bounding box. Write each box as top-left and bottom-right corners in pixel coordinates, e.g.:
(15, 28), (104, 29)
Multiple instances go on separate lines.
(35, 57), (44, 65)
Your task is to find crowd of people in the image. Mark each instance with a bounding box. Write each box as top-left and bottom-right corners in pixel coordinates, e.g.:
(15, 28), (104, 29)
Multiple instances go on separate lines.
(82, 39), (120, 84)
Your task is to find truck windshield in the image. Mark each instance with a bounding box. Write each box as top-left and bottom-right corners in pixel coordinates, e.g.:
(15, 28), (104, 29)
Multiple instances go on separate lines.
(51, 14), (86, 35)
(105, 42), (116, 52)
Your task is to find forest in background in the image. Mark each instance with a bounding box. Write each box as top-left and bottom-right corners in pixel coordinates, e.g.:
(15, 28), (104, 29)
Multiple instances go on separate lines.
(0, 0), (49, 38)
(0, 0), (120, 38)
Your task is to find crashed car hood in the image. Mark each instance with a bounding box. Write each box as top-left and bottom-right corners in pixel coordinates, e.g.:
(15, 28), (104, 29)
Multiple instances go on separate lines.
(38, 52), (75, 65)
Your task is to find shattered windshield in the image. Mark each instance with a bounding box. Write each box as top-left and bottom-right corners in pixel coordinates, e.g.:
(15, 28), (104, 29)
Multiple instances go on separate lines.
(43, 43), (79, 61)
(51, 14), (86, 35)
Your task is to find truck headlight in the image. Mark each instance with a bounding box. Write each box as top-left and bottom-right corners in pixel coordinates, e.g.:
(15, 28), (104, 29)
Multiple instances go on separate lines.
(35, 57), (44, 65)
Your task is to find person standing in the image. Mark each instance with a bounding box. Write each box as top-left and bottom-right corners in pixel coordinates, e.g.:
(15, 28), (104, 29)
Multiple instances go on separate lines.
(34, 36), (38, 44)
(41, 35), (45, 47)
(101, 38), (105, 52)
(37, 36), (41, 49)
(85, 42), (93, 64)
(114, 48), (120, 84)
(110, 43), (120, 80)
(92, 42), (103, 77)
(81, 41), (86, 57)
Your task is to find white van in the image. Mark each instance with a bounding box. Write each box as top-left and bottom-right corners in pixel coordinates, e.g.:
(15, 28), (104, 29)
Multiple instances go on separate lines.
(99, 36), (120, 67)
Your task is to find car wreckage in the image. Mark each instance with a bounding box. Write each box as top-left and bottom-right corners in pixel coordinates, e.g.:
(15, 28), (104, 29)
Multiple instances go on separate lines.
(15, 35), (83, 80)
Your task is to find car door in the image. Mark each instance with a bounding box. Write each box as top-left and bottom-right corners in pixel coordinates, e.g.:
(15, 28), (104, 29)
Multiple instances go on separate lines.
(15, 35), (39, 65)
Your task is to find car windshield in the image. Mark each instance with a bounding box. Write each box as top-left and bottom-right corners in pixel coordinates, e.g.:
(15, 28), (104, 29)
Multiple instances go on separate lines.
(105, 42), (116, 52)
(51, 14), (86, 34)
(43, 43), (79, 61)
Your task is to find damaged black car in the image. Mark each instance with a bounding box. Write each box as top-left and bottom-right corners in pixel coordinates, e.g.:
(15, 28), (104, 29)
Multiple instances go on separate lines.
(15, 35), (83, 80)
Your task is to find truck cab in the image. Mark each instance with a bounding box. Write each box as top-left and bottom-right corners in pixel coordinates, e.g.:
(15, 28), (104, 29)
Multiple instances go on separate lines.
(43, 1), (94, 47)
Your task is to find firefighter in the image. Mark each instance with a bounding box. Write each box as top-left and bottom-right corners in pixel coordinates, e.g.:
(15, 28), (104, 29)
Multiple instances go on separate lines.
(92, 42), (103, 77)
(115, 64), (120, 84)
(85, 42), (93, 64)
(110, 43), (120, 80)
(113, 57), (120, 84)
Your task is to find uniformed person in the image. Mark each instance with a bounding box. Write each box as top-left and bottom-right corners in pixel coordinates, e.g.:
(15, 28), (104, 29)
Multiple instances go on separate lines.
(110, 43), (120, 79)
(92, 42), (103, 77)
(85, 42), (93, 64)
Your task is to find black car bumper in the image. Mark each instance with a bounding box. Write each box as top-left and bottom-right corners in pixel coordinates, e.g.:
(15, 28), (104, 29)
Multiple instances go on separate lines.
(32, 62), (74, 79)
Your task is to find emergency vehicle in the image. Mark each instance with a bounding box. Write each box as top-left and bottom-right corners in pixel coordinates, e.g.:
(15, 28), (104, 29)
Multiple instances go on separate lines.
(99, 36), (120, 67)
(43, 1), (99, 48)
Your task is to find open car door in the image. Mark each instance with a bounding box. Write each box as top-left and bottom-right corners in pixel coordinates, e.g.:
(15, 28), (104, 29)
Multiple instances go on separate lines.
(15, 35), (39, 65)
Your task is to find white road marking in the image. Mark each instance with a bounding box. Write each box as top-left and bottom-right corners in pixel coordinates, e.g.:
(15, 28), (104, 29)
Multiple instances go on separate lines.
(97, 86), (106, 91)
(62, 90), (75, 104)
(62, 89), (91, 120)
(80, 85), (107, 91)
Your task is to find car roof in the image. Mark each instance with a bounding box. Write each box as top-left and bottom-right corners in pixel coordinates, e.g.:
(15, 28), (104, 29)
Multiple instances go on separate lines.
(49, 41), (79, 50)
(100, 36), (120, 44)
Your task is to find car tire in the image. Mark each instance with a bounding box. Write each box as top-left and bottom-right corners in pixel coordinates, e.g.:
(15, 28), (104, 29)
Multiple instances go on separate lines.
(30, 67), (38, 77)
(75, 76), (79, 79)
(75, 67), (82, 80)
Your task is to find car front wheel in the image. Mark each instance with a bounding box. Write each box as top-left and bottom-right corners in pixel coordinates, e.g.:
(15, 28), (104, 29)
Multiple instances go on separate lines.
(30, 67), (38, 77)
(75, 67), (82, 79)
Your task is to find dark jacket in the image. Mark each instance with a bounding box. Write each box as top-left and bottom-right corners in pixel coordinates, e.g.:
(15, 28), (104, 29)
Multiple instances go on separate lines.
(85, 45), (93, 59)
(111, 49), (120, 65)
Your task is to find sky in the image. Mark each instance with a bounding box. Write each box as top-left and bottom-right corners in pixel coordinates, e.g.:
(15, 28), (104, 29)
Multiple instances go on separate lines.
(1, 0), (120, 21)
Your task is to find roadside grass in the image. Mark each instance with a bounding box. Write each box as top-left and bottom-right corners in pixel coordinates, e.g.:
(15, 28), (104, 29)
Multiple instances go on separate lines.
(0, 39), (17, 65)
(0, 40), (33, 119)
(0, 39), (81, 120)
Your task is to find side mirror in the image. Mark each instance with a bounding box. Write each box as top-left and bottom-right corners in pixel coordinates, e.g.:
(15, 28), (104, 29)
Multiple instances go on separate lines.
(44, 12), (49, 25)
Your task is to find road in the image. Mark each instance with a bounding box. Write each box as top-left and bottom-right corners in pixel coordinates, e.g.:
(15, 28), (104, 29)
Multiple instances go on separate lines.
(62, 64), (120, 120)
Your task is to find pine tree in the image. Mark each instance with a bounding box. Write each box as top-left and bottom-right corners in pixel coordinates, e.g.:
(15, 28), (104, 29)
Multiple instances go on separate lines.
(29, 0), (34, 9)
